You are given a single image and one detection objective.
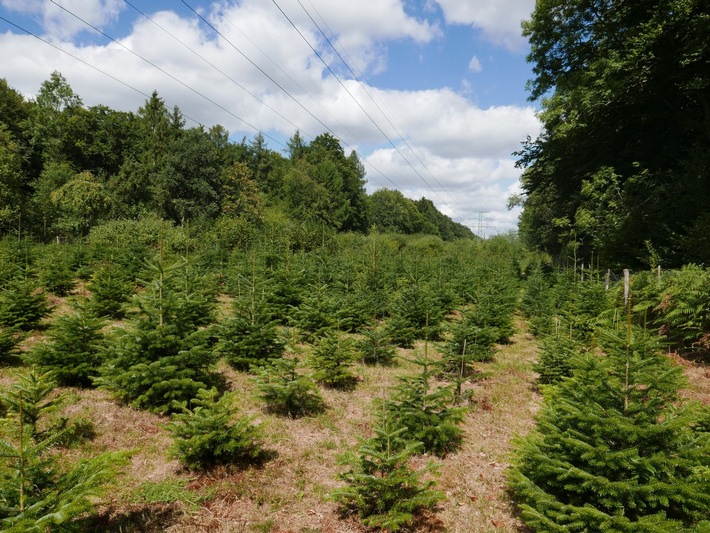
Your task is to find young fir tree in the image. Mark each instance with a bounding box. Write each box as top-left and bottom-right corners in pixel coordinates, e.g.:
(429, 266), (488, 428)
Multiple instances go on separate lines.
(384, 351), (465, 458)
(332, 410), (444, 531)
(532, 332), (583, 386)
(0, 370), (127, 532)
(386, 281), (445, 348)
(215, 300), (284, 372)
(0, 273), (51, 331)
(87, 260), (134, 319)
(167, 387), (266, 470)
(308, 331), (358, 390)
(0, 367), (64, 438)
(0, 326), (21, 364)
(356, 324), (397, 366)
(36, 247), (75, 296)
(30, 301), (106, 387)
(96, 255), (217, 414)
(510, 325), (710, 531)
(440, 309), (499, 377)
(252, 357), (325, 418)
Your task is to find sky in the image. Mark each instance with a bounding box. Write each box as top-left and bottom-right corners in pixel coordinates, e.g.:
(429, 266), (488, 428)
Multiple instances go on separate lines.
(0, 0), (541, 235)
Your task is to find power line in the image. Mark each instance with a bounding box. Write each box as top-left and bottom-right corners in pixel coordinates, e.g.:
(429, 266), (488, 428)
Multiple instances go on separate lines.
(276, 0), (450, 209)
(298, 0), (463, 213)
(0, 15), (209, 126)
(122, 0), (315, 142)
(48, 0), (286, 148)
(181, 0), (400, 191)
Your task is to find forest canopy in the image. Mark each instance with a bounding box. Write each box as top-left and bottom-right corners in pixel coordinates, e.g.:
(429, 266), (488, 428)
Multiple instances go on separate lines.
(515, 0), (710, 268)
(0, 72), (473, 244)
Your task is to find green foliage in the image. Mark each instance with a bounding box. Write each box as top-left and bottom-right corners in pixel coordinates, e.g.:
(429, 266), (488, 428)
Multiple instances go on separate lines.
(215, 303), (284, 372)
(384, 355), (465, 457)
(0, 326), (21, 364)
(0, 367), (127, 532)
(510, 326), (710, 531)
(87, 260), (134, 319)
(30, 302), (105, 387)
(97, 255), (218, 413)
(37, 247), (76, 297)
(518, 0), (710, 267)
(386, 280), (445, 348)
(0, 367), (63, 437)
(332, 412), (444, 531)
(655, 264), (710, 356)
(167, 387), (265, 470)
(252, 357), (325, 418)
(441, 310), (499, 376)
(532, 333), (581, 386)
(309, 332), (357, 390)
(355, 325), (397, 366)
(0, 273), (51, 331)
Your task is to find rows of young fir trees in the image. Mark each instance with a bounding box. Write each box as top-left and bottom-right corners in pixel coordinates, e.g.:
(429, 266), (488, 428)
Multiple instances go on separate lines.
(0, 72), (472, 243)
(0, 205), (523, 531)
(511, 263), (710, 531)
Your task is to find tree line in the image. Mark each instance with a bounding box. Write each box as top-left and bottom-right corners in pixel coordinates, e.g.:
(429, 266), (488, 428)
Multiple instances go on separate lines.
(0, 71), (473, 243)
(514, 0), (710, 269)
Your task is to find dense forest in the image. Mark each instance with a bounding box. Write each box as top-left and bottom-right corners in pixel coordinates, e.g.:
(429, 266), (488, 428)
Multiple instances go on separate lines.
(513, 0), (710, 269)
(0, 72), (473, 246)
(1, 1), (709, 532)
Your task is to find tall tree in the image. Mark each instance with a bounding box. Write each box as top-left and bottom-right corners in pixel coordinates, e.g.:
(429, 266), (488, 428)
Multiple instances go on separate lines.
(517, 0), (710, 267)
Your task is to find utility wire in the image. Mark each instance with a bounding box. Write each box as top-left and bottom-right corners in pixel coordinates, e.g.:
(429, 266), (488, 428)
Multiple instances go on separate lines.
(122, 0), (314, 141)
(0, 15), (206, 127)
(299, 0), (459, 208)
(48, 0), (286, 148)
(181, 0), (399, 190)
(275, 0), (449, 208)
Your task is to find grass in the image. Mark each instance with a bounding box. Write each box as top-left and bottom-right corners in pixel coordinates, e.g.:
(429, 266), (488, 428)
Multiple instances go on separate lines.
(8, 312), (707, 531)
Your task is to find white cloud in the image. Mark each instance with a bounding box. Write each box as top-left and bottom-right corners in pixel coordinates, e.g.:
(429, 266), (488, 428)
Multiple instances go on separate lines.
(2, 0), (124, 39)
(468, 55), (482, 73)
(434, 0), (535, 51)
(0, 0), (539, 234)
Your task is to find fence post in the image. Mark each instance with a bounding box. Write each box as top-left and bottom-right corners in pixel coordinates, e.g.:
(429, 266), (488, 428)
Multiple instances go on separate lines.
(623, 269), (630, 310)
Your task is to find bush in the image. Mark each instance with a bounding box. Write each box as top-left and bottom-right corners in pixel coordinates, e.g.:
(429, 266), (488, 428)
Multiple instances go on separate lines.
(309, 332), (357, 390)
(252, 357), (325, 418)
(333, 413), (444, 531)
(167, 388), (265, 470)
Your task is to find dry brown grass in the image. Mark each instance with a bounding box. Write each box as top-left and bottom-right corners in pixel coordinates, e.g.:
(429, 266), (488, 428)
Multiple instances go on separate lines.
(4, 315), (708, 533)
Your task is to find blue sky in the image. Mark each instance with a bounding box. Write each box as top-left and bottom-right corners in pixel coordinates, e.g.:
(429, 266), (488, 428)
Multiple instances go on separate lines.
(0, 0), (540, 235)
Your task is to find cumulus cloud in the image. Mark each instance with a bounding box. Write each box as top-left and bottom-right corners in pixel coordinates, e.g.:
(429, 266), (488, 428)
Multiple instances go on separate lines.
(0, 0), (539, 233)
(2, 0), (124, 39)
(468, 55), (482, 73)
(434, 0), (535, 51)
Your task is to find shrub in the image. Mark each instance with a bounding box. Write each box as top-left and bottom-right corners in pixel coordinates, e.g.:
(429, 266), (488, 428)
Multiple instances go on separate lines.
(510, 326), (710, 531)
(332, 412), (444, 531)
(167, 388), (265, 470)
(252, 357), (325, 418)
